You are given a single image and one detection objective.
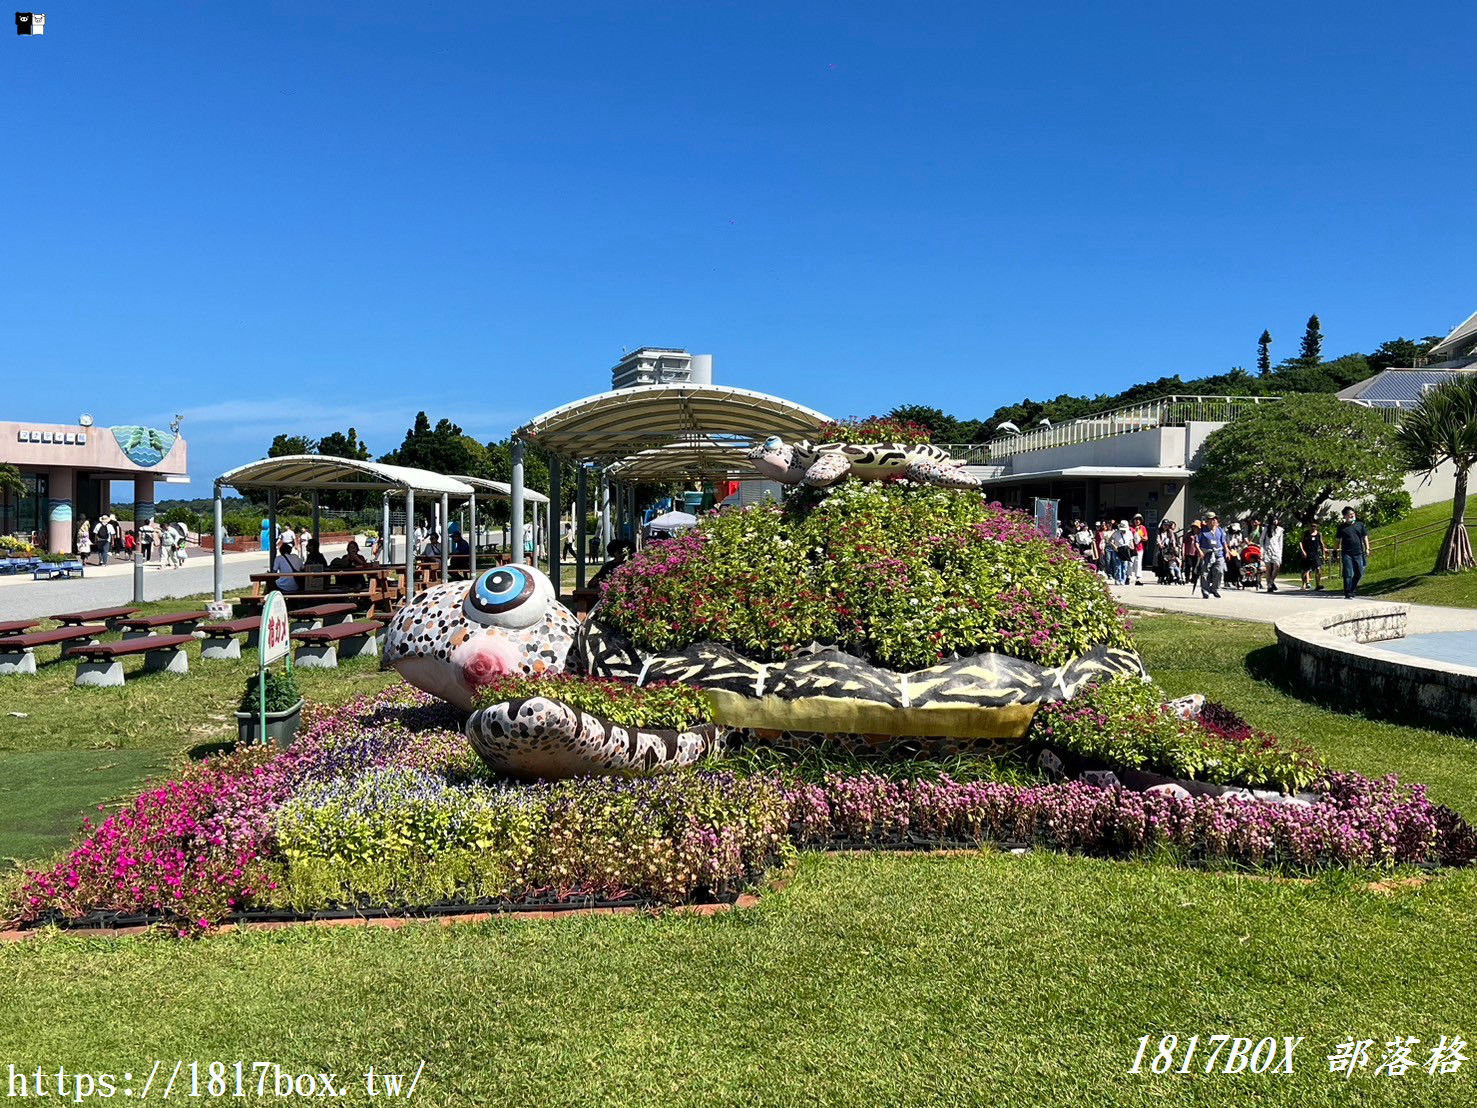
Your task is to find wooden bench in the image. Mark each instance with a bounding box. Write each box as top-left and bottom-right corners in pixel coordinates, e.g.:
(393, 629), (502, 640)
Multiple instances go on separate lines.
(200, 616), (262, 661)
(51, 606), (139, 631)
(289, 601), (357, 632)
(0, 625), (108, 677)
(0, 619), (39, 636)
(114, 611), (208, 639)
(291, 619), (384, 669)
(66, 633), (196, 687)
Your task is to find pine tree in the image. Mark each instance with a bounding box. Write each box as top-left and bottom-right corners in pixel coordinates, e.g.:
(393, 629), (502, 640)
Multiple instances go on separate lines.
(1257, 330), (1272, 376)
(1298, 314), (1322, 367)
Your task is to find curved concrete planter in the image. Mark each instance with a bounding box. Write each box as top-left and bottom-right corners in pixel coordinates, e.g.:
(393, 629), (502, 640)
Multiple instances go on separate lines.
(1275, 603), (1477, 735)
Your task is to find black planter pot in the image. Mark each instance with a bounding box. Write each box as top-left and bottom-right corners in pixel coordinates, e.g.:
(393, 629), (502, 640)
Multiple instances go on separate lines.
(235, 698), (303, 749)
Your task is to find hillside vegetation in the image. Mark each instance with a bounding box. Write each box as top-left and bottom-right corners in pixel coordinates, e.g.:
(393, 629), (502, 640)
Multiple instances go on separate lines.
(1361, 494), (1477, 608)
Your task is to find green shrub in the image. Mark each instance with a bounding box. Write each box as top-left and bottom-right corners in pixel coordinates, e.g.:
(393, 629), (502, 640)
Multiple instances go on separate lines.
(599, 482), (1132, 670)
(1028, 675), (1321, 792)
(240, 669), (301, 714)
(815, 416), (933, 445)
(474, 673), (712, 731)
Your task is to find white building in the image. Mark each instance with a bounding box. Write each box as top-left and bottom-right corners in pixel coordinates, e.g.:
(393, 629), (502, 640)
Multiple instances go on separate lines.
(611, 347), (714, 390)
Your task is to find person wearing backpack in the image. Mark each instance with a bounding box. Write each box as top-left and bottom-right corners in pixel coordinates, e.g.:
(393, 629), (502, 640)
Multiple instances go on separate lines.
(94, 515), (111, 565)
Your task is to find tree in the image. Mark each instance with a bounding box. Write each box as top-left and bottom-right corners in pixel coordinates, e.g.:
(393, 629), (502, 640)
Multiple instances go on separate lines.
(1396, 374), (1477, 573)
(316, 427), (371, 461)
(1368, 336), (1445, 374)
(0, 463), (24, 498)
(1257, 330), (1272, 376)
(885, 405), (962, 442)
(1192, 394), (1405, 527)
(1297, 314), (1323, 368)
(268, 434), (318, 457)
(379, 412), (483, 477)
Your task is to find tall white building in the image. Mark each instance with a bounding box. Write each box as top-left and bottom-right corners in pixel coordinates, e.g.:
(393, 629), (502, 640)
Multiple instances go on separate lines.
(611, 347), (714, 390)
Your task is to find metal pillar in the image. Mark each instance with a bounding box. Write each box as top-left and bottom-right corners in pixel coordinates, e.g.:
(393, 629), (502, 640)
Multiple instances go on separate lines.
(132, 476), (154, 605)
(469, 494), (478, 575)
(599, 475), (611, 552)
(548, 456), (562, 596)
(381, 493), (391, 564)
(311, 491), (320, 549)
(510, 440), (526, 566)
(212, 482), (224, 601)
(267, 489), (277, 570)
(440, 493), (450, 583)
(404, 489), (416, 601)
(575, 463), (588, 589)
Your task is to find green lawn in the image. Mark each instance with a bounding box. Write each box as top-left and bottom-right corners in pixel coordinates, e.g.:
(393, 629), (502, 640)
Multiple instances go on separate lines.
(1356, 494), (1477, 608)
(3, 599), (1476, 1106)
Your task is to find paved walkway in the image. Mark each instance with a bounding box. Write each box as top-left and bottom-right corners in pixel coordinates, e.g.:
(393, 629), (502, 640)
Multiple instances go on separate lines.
(0, 545), (348, 621)
(1109, 579), (1477, 634)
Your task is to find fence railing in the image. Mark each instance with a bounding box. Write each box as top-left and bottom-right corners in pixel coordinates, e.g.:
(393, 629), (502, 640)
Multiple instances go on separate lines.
(938, 394), (1403, 464)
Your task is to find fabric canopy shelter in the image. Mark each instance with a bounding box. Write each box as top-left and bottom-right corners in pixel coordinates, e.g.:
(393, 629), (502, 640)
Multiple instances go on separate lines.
(213, 456), (477, 603)
(508, 383), (831, 595)
(449, 475), (551, 574)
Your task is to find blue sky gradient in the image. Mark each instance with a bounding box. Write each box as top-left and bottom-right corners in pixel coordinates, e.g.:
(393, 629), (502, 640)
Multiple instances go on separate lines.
(6, 2), (1475, 495)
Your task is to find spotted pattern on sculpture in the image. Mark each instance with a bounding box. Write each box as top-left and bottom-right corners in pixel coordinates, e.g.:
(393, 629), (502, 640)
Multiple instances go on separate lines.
(748, 435), (983, 489)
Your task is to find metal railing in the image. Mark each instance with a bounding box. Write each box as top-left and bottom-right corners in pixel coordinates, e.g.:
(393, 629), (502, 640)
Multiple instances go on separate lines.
(938, 394), (1403, 463)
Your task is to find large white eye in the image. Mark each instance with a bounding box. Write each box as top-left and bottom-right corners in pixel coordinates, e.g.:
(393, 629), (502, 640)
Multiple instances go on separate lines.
(763, 435), (783, 451)
(463, 564), (554, 629)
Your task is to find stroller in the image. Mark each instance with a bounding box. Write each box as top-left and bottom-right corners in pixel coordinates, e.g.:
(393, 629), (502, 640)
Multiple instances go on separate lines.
(1240, 541), (1262, 591)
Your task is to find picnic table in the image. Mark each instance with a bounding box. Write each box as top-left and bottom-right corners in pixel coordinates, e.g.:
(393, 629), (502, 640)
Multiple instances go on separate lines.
(51, 606), (139, 630)
(114, 610), (208, 639)
(0, 625), (107, 676)
(243, 566), (403, 619)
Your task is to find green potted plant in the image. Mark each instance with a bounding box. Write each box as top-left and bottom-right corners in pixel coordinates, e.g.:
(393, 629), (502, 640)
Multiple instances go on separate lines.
(235, 669), (303, 748)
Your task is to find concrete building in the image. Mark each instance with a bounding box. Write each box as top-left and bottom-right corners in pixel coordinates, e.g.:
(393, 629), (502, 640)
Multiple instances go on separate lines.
(611, 347), (714, 390)
(1, 418), (189, 551)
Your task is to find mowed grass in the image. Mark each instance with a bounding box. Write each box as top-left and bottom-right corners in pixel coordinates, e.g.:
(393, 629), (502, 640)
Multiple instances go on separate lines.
(1357, 494), (1477, 608)
(4, 596), (1477, 1105)
(0, 591), (398, 868)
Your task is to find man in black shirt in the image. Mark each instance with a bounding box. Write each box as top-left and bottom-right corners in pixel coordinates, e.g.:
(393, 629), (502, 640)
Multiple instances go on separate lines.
(1336, 506), (1371, 599)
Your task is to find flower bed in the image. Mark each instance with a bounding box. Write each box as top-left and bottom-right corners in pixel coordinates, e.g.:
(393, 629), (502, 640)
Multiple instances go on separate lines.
(473, 673), (712, 731)
(12, 687), (1474, 935)
(597, 483), (1133, 670)
(1029, 676), (1322, 793)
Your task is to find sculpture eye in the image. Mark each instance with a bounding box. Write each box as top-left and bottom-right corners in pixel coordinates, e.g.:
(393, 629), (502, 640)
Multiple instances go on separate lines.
(463, 565), (553, 629)
(763, 435), (783, 451)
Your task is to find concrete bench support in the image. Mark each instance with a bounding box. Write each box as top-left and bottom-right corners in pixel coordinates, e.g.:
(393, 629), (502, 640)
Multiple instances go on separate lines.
(339, 629), (380, 660)
(75, 659), (126, 687)
(200, 635), (241, 661)
(294, 642), (339, 669)
(144, 645), (189, 675)
(0, 648), (38, 677)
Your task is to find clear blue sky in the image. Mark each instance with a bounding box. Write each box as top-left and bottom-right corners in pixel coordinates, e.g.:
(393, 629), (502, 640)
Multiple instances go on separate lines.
(6, 2), (1474, 497)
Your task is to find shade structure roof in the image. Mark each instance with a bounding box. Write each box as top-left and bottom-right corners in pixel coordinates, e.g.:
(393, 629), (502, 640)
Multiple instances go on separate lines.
(454, 475), (550, 504)
(518, 384), (832, 463)
(217, 455), (476, 496)
(1429, 307), (1477, 359)
(604, 439), (760, 481)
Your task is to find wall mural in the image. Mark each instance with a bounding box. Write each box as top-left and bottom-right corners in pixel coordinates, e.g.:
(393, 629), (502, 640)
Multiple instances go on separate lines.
(110, 426), (176, 468)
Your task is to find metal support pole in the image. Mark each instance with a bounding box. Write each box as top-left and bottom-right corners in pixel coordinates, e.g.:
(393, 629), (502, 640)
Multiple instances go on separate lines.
(510, 440), (526, 566)
(575, 463), (588, 590)
(440, 493), (450, 583)
(599, 475), (611, 552)
(548, 456), (562, 596)
(132, 476), (154, 605)
(469, 494), (478, 575)
(267, 489), (277, 570)
(404, 489), (416, 601)
(311, 491), (320, 549)
(212, 482), (224, 602)
(381, 493), (391, 564)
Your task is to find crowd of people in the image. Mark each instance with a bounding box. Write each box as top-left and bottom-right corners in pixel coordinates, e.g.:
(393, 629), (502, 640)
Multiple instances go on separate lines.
(73, 516), (188, 569)
(1064, 506), (1373, 601)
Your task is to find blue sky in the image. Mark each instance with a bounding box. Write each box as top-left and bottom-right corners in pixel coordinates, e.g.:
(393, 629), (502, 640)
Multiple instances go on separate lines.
(6, 2), (1475, 497)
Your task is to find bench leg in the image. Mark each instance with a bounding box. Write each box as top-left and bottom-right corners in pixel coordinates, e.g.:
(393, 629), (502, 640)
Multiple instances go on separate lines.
(294, 642), (339, 669)
(339, 631), (380, 661)
(0, 649), (37, 677)
(144, 646), (189, 675)
(121, 629), (154, 641)
(169, 622), (199, 636)
(200, 636), (241, 661)
(290, 618), (322, 634)
(323, 610), (353, 626)
(244, 627), (261, 650)
(75, 658), (125, 688)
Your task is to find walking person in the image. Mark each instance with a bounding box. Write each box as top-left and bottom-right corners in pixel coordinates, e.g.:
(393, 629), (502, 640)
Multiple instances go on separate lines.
(1261, 515), (1285, 593)
(1130, 514), (1148, 585)
(1093, 519), (1110, 578)
(140, 522), (154, 565)
(1183, 521), (1202, 592)
(1300, 523), (1326, 591)
(76, 519), (92, 565)
(1110, 518), (1134, 585)
(159, 525), (177, 569)
(1337, 506), (1370, 599)
(94, 515), (111, 565)
(1197, 512), (1228, 598)
(562, 522), (577, 562)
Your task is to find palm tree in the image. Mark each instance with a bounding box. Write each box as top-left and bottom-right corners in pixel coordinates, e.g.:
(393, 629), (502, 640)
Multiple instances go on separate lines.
(1396, 374), (1477, 573)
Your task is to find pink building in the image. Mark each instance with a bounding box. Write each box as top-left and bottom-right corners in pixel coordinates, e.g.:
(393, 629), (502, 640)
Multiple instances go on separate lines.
(1, 418), (189, 552)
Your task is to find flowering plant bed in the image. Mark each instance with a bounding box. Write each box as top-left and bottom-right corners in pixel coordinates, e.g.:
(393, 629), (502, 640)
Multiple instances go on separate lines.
(814, 416), (934, 445)
(473, 673), (712, 731)
(10, 686), (1474, 936)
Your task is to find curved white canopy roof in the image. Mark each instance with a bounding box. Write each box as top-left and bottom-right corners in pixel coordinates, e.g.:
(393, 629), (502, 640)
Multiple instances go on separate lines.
(217, 455), (476, 497)
(518, 383), (831, 462)
(454, 475), (551, 504)
(605, 439), (759, 481)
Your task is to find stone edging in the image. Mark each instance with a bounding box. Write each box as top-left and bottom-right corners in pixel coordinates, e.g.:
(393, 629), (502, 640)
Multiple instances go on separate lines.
(1274, 602), (1477, 733)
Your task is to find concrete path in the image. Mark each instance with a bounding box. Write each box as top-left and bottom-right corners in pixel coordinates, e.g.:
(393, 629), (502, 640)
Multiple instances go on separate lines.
(1109, 579), (1477, 634)
(0, 545), (348, 621)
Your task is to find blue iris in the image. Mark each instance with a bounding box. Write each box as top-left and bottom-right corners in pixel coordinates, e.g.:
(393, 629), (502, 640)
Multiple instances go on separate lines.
(472, 567), (532, 612)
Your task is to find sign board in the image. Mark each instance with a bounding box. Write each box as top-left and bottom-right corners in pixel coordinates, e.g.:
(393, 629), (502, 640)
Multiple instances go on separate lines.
(1033, 497), (1060, 538)
(260, 591), (291, 665)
